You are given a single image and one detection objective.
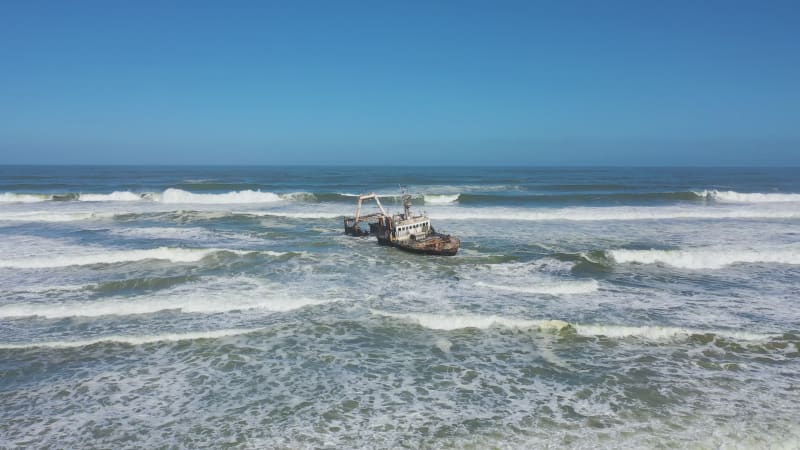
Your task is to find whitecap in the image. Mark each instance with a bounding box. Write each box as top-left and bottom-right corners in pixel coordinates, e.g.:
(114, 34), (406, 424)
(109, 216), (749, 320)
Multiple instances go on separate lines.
(370, 310), (778, 341)
(77, 191), (144, 202)
(0, 246), (270, 269)
(608, 247), (800, 269)
(423, 194), (460, 204)
(159, 188), (283, 204)
(0, 192), (51, 203)
(432, 205), (800, 222)
(0, 328), (262, 349)
(697, 189), (800, 203)
(0, 276), (328, 319)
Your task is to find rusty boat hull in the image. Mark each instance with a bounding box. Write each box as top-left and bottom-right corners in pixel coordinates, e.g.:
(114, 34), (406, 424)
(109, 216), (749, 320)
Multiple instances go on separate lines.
(377, 234), (460, 256)
(342, 190), (461, 256)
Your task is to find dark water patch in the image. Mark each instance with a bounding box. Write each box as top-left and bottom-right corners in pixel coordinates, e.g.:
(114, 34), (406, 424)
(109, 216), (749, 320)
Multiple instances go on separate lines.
(90, 274), (201, 295)
(0, 183), (77, 191)
(553, 251), (613, 274)
(529, 183), (633, 192)
(51, 193), (80, 201)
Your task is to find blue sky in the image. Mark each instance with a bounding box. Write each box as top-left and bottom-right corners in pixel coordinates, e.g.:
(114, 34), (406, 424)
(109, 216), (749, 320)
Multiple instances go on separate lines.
(1, 1), (798, 165)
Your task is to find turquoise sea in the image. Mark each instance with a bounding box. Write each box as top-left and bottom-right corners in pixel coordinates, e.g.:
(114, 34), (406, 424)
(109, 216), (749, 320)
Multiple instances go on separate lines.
(1, 166), (799, 448)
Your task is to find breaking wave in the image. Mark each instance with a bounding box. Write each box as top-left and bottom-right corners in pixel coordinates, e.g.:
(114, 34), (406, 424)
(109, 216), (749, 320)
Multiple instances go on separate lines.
(2, 189), (303, 204)
(239, 211), (344, 219)
(475, 279), (599, 295)
(607, 247), (800, 269)
(372, 310), (571, 332)
(0, 292), (326, 319)
(697, 190), (800, 203)
(78, 191), (145, 202)
(424, 194), (460, 204)
(0, 328), (263, 349)
(6, 188), (800, 207)
(431, 205), (800, 222)
(370, 310), (778, 341)
(0, 192), (50, 203)
(0, 247), (275, 269)
(159, 188), (282, 204)
(0, 211), (113, 222)
(279, 192), (318, 202)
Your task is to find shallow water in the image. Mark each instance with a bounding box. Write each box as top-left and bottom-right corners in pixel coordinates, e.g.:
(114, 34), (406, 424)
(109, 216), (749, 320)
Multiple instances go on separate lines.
(1, 166), (798, 448)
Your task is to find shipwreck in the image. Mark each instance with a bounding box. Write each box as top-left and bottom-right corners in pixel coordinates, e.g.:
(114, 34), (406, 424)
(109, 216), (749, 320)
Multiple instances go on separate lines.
(343, 190), (460, 256)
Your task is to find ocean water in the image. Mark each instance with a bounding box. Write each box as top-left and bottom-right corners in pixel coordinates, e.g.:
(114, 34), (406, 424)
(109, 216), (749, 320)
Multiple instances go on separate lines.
(1, 165), (799, 449)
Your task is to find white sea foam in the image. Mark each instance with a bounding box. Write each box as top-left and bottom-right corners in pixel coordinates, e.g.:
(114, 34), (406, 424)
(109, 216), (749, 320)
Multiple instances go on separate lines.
(77, 191), (144, 202)
(475, 279), (599, 295)
(0, 246), (268, 269)
(424, 194), (460, 204)
(5, 203), (799, 224)
(0, 328), (262, 349)
(223, 204), (800, 222)
(608, 247), (800, 269)
(697, 189), (800, 203)
(279, 192), (317, 202)
(0, 277), (328, 319)
(370, 310), (778, 341)
(432, 205), (800, 222)
(0, 211), (113, 222)
(0, 293), (325, 319)
(571, 324), (774, 341)
(160, 188), (282, 204)
(240, 211), (344, 219)
(0, 192), (50, 203)
(3, 189), (319, 204)
(371, 310), (570, 332)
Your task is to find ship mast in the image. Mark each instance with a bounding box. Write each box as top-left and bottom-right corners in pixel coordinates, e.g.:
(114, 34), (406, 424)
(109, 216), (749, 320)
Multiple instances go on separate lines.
(401, 187), (412, 219)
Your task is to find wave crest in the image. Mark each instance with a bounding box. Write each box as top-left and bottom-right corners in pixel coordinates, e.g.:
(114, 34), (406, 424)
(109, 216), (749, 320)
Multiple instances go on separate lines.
(696, 190), (800, 203)
(423, 194), (460, 204)
(78, 191), (144, 202)
(0, 192), (51, 203)
(431, 206), (800, 222)
(370, 310), (777, 341)
(607, 247), (800, 269)
(0, 247), (275, 269)
(160, 188), (282, 204)
(0, 328), (263, 349)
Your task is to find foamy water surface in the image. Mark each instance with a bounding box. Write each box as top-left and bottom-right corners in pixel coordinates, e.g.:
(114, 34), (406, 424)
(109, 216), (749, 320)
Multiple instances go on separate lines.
(1, 166), (799, 448)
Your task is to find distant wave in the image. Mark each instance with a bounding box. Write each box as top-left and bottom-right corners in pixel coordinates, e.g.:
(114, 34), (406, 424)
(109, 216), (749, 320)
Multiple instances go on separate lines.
(423, 194), (460, 204)
(0, 211), (113, 222)
(607, 247), (800, 269)
(431, 206), (800, 222)
(1, 189), (302, 204)
(370, 310), (777, 342)
(0, 292), (325, 319)
(159, 188), (283, 204)
(279, 191), (318, 202)
(4, 204), (800, 224)
(695, 190), (800, 203)
(0, 328), (263, 350)
(239, 211), (344, 219)
(0, 246), (280, 269)
(234, 205), (800, 222)
(5, 188), (800, 206)
(78, 191), (145, 202)
(475, 279), (598, 295)
(0, 275), (329, 319)
(0, 193), (50, 203)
